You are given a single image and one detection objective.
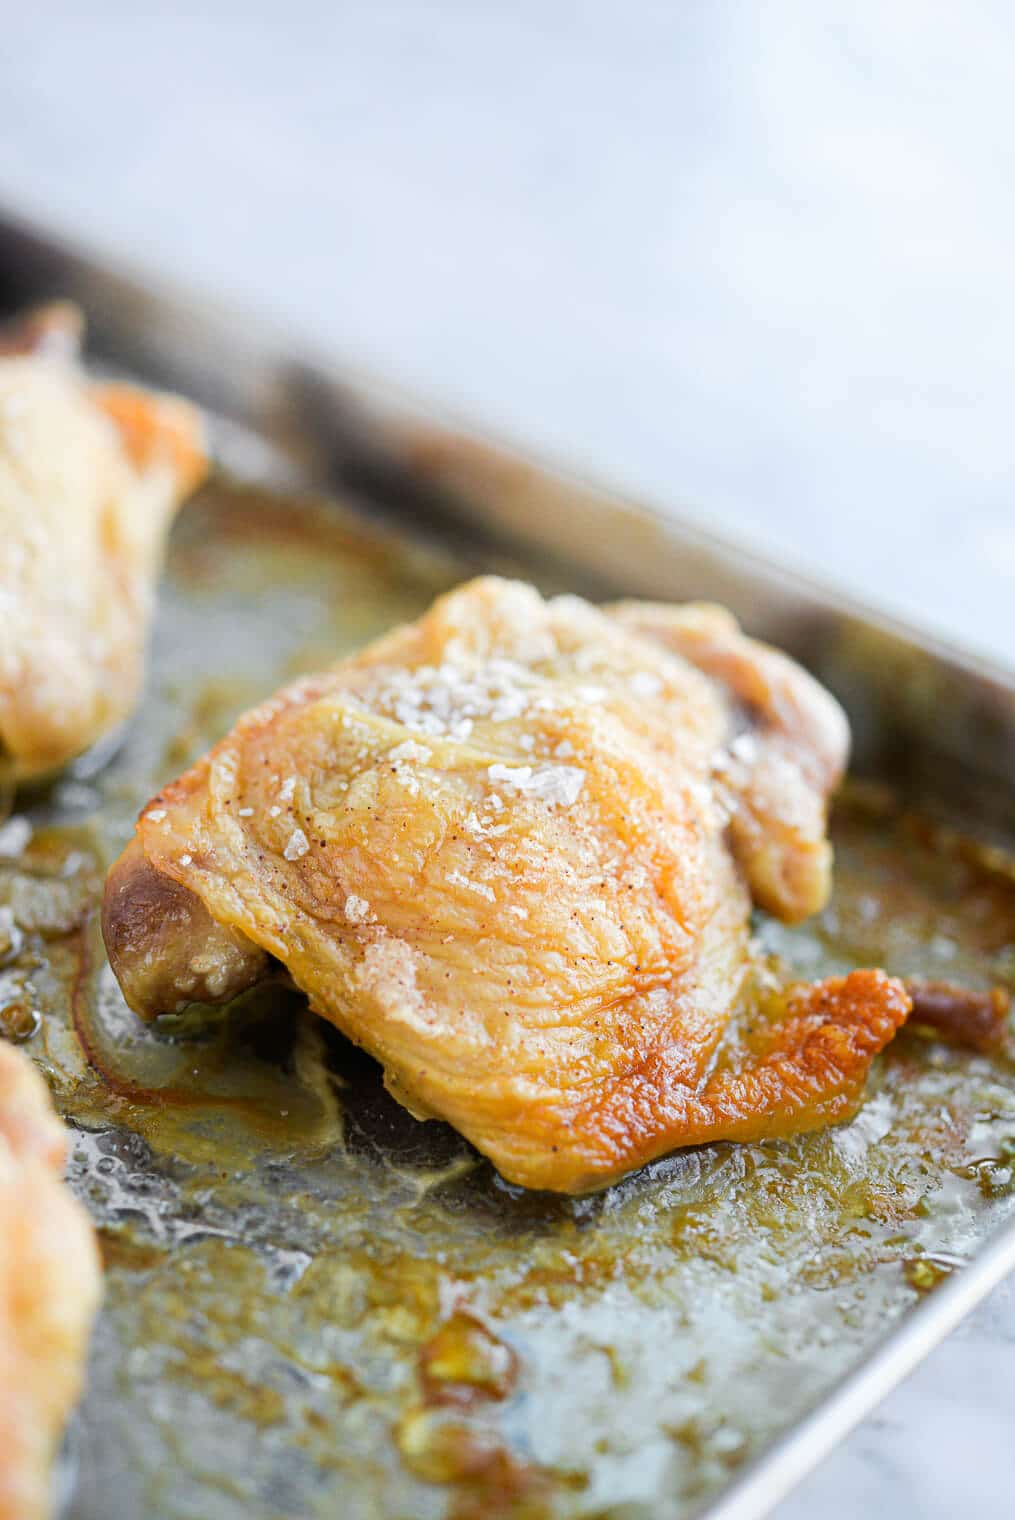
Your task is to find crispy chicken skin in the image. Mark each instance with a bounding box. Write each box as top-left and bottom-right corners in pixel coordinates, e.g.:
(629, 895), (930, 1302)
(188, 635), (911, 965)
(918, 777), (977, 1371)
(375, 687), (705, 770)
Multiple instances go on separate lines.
(0, 1041), (102, 1520)
(610, 600), (850, 923)
(103, 577), (911, 1192)
(0, 305), (207, 783)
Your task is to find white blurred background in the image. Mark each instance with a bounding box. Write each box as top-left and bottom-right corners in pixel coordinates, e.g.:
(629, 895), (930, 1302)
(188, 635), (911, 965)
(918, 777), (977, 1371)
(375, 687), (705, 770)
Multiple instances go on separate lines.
(1, 4), (1012, 1516)
(2, 2), (1014, 659)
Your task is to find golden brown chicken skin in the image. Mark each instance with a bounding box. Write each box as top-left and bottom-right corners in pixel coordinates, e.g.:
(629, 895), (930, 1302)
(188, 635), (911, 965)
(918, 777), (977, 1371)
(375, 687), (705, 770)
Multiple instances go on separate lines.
(610, 600), (850, 923)
(103, 577), (911, 1192)
(0, 1041), (102, 1520)
(0, 305), (207, 783)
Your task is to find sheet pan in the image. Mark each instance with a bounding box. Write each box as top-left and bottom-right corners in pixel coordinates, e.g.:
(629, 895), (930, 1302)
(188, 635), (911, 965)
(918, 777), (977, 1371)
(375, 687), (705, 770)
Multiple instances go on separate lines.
(1, 210), (1014, 1520)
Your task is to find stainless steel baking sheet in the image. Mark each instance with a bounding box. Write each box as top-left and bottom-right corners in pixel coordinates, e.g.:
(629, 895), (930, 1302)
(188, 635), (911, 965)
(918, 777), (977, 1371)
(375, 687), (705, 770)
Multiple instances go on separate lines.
(2, 212), (1014, 1520)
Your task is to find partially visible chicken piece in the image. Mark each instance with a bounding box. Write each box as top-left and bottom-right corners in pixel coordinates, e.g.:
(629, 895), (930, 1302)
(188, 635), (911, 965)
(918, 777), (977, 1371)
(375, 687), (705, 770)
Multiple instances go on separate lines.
(0, 304), (207, 783)
(102, 576), (910, 1192)
(0, 1040), (102, 1520)
(610, 601), (849, 922)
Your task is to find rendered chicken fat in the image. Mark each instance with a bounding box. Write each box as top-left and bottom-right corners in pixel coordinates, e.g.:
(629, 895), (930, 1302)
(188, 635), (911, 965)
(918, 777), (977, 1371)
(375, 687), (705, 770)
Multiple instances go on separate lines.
(102, 577), (912, 1192)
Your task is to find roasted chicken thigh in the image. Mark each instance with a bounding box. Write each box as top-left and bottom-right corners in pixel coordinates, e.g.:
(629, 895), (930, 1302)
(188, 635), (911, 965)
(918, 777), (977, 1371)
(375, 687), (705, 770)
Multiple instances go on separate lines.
(0, 304), (206, 783)
(103, 577), (911, 1191)
(0, 1041), (101, 1520)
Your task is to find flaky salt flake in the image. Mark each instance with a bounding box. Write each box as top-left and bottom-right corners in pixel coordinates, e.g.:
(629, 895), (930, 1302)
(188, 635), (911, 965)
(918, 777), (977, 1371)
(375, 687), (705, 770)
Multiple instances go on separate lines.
(388, 739), (431, 763)
(344, 894), (373, 924)
(488, 761), (585, 807)
(553, 739), (575, 759)
(464, 810), (510, 840)
(284, 828), (310, 861)
(629, 670), (663, 699)
(488, 762), (533, 788)
(530, 765), (585, 806)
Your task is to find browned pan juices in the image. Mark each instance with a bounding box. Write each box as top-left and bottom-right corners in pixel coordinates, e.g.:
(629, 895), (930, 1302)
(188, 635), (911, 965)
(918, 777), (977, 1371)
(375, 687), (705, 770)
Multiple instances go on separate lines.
(5, 481), (1015, 1520)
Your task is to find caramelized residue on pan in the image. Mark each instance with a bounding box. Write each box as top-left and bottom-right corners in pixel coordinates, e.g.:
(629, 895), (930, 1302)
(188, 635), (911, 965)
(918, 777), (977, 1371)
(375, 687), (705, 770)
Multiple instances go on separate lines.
(7, 481), (1015, 1520)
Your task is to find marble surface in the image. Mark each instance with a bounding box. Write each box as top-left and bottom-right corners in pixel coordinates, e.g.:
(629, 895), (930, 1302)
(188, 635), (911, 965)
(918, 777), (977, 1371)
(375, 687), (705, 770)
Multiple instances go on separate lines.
(2, 3), (1014, 1516)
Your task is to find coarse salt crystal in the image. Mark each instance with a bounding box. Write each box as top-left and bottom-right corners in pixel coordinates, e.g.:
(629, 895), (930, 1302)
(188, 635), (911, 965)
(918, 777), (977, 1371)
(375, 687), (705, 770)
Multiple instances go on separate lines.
(279, 776), (297, 801)
(179, 854), (193, 867)
(554, 739), (575, 759)
(388, 739), (431, 763)
(344, 894), (373, 923)
(237, 807), (254, 817)
(284, 828), (310, 861)
(488, 761), (584, 807)
(269, 805), (282, 818)
(466, 811), (509, 839)
(146, 808), (167, 823)
(532, 766), (585, 806)
(488, 763), (532, 788)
